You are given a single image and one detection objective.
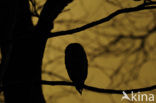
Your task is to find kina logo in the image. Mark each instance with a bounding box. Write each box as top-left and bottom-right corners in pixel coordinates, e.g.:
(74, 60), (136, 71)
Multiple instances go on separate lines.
(121, 91), (154, 102)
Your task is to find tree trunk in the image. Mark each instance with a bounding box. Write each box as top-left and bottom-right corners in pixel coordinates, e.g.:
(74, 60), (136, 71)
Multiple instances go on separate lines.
(2, 0), (46, 103)
(1, 0), (72, 102)
(3, 37), (47, 103)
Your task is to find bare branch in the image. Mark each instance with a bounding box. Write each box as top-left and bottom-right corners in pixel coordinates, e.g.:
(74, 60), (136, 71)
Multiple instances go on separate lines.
(0, 2), (155, 43)
(41, 80), (156, 94)
(49, 2), (156, 38)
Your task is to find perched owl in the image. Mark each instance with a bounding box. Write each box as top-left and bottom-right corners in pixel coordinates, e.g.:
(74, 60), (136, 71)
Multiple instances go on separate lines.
(65, 43), (88, 94)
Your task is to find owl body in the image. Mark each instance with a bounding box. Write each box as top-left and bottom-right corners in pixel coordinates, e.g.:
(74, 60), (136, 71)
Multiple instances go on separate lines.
(65, 43), (88, 94)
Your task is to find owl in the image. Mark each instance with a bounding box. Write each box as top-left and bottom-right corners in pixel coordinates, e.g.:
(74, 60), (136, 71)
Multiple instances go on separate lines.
(65, 43), (88, 94)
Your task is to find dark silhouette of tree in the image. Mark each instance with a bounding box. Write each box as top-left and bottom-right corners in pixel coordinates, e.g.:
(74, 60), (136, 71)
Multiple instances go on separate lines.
(0, 0), (72, 103)
(0, 0), (156, 103)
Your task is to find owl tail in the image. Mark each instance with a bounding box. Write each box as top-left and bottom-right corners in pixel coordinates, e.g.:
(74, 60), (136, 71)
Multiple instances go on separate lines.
(75, 82), (84, 95)
(76, 86), (83, 94)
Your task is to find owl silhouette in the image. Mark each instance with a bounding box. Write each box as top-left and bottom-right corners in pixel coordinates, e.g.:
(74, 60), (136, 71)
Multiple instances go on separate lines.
(65, 43), (88, 94)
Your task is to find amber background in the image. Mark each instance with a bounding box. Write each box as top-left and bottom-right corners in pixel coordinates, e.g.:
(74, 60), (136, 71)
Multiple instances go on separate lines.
(1, 0), (156, 103)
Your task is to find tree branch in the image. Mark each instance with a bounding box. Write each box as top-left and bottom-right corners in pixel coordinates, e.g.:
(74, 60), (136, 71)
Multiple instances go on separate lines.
(41, 80), (156, 94)
(49, 2), (156, 38)
(0, 2), (156, 43)
(35, 0), (73, 35)
(1, 80), (155, 94)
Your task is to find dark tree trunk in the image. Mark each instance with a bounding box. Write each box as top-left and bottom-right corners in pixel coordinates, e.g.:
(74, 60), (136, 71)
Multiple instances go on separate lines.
(3, 37), (47, 103)
(1, 0), (72, 102)
(2, 0), (46, 103)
